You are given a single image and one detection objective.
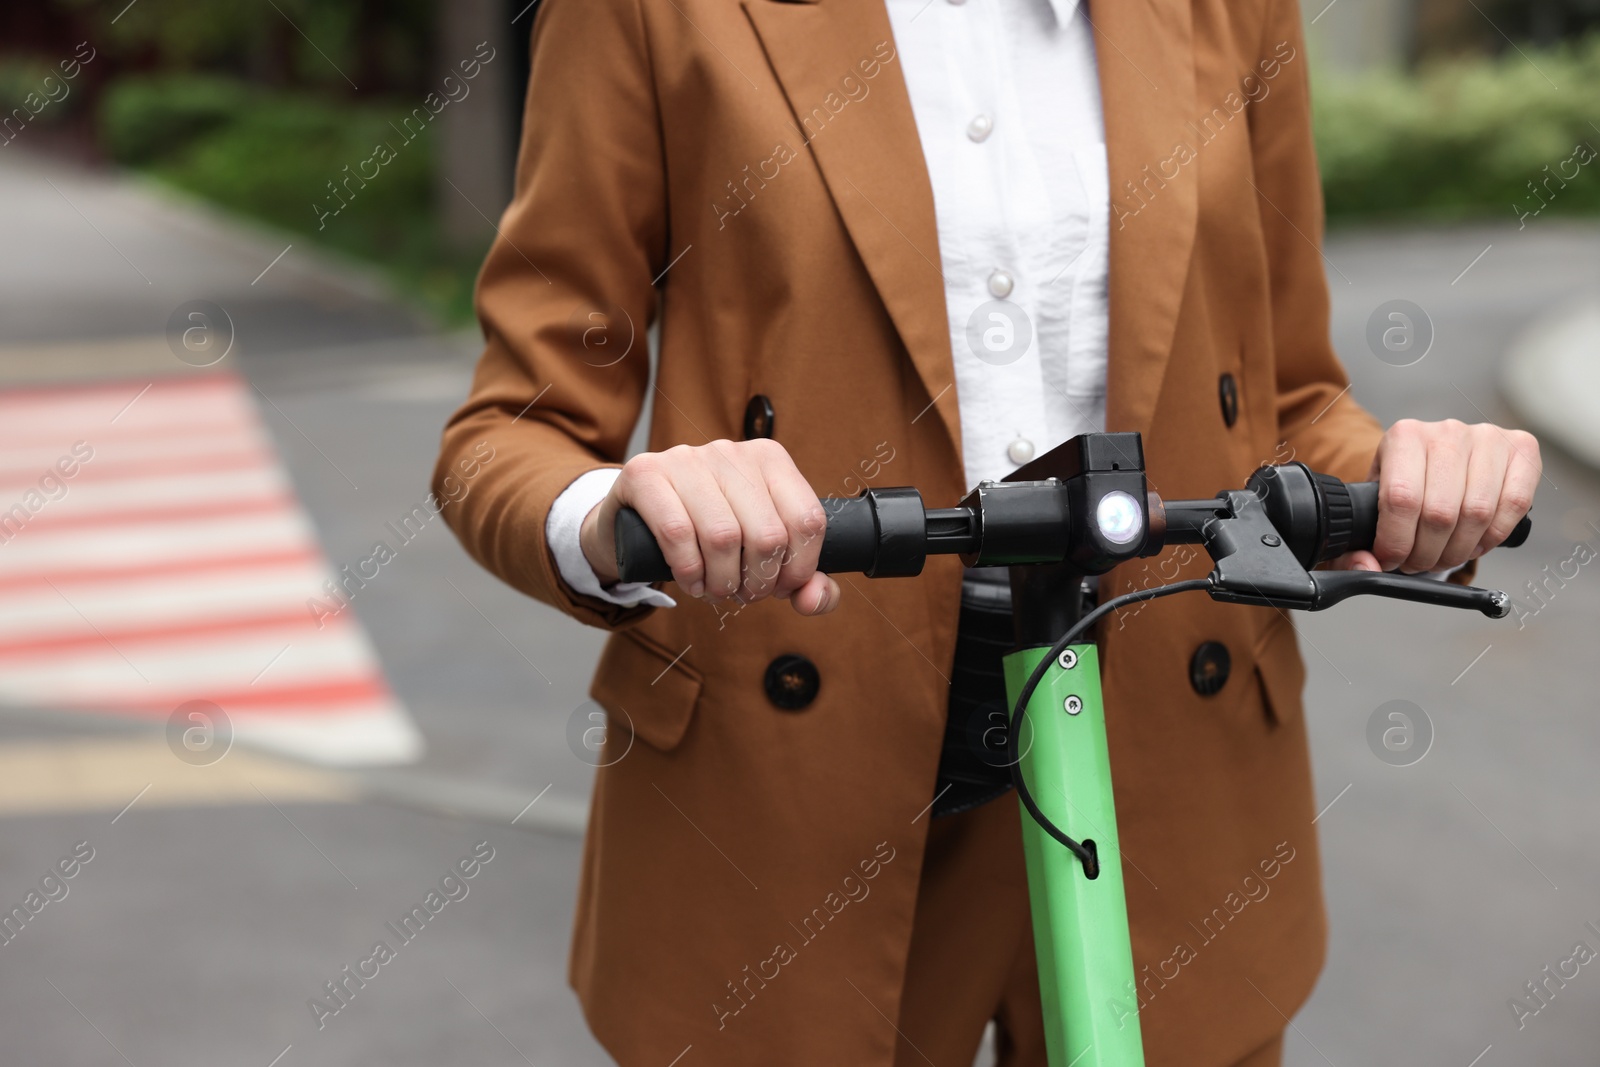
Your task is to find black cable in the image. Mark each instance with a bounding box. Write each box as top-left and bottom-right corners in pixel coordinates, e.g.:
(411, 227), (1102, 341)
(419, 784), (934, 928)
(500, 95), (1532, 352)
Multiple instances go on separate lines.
(1005, 577), (1214, 877)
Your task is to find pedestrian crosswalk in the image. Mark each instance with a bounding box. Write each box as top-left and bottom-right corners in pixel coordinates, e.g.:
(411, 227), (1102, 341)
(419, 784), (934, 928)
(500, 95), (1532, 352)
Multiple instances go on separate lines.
(0, 373), (422, 766)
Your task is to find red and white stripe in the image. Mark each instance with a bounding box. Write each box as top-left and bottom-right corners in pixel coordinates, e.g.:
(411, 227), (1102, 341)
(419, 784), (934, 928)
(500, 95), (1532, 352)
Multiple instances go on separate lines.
(0, 374), (422, 766)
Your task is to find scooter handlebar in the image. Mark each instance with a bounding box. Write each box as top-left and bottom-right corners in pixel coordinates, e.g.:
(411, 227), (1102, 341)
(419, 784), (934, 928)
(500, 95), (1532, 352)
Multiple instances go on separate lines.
(614, 466), (1531, 585)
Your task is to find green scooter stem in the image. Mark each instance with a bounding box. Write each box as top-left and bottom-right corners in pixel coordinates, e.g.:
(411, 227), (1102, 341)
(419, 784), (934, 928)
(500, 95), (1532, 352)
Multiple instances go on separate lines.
(1004, 643), (1145, 1067)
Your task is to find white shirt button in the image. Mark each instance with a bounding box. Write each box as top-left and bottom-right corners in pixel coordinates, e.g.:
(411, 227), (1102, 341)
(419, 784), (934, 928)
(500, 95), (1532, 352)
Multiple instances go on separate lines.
(988, 269), (1014, 299)
(1007, 438), (1035, 465)
(967, 114), (993, 142)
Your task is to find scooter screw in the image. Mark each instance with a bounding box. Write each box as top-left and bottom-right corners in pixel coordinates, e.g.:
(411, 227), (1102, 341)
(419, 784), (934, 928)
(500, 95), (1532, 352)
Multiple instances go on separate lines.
(1064, 695), (1083, 715)
(1057, 649), (1078, 670)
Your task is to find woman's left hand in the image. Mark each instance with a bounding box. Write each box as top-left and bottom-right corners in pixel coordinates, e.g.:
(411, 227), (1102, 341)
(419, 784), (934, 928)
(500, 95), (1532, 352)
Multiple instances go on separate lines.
(1332, 418), (1541, 574)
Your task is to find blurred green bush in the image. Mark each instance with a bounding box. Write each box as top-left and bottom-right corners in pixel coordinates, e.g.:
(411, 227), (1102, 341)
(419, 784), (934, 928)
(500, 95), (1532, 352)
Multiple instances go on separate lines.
(99, 75), (253, 164)
(99, 74), (480, 322)
(0, 57), (86, 127)
(51, 0), (434, 95)
(91, 34), (1599, 324)
(1315, 35), (1600, 224)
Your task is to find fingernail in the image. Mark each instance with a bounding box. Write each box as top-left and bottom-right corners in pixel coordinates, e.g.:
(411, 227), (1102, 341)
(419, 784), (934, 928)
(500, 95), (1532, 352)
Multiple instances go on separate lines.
(688, 580), (705, 597)
(1470, 545), (1486, 560)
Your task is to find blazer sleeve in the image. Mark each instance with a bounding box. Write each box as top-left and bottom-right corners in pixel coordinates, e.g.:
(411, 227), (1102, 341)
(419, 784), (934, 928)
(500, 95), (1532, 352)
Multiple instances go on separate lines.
(432, 0), (667, 630)
(1247, 0), (1383, 487)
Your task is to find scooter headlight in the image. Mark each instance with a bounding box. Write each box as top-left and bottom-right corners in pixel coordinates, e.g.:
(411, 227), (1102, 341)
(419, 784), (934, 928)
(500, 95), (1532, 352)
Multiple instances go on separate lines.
(1095, 490), (1144, 546)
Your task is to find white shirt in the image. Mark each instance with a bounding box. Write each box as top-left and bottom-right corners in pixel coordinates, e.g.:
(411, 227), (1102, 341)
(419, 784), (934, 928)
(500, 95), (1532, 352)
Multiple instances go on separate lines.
(547, 0), (1111, 608)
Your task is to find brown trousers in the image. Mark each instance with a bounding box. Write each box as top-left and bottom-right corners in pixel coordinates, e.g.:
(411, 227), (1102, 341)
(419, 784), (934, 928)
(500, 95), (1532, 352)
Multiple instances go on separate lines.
(896, 796), (1285, 1067)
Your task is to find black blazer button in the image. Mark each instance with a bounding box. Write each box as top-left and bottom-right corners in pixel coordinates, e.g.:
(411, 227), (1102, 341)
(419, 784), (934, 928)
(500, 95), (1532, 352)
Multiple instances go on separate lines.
(764, 654), (819, 710)
(1218, 373), (1239, 429)
(1190, 641), (1231, 696)
(743, 395), (776, 440)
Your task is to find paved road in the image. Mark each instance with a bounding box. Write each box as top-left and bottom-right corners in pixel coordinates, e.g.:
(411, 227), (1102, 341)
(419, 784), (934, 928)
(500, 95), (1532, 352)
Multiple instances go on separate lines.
(2, 148), (1597, 1066)
(1295, 224), (1600, 1066)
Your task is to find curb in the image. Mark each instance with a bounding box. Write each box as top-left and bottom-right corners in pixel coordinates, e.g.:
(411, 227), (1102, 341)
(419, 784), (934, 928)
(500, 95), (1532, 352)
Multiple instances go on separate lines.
(0, 704), (588, 839)
(1501, 299), (1600, 471)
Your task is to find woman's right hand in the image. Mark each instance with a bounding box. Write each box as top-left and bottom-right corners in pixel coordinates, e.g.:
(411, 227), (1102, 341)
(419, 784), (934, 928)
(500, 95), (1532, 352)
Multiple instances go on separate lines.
(578, 439), (841, 615)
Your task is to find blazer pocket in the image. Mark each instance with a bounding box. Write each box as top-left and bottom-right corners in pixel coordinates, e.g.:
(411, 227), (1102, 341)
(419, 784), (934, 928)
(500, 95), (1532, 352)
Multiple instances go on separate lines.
(589, 628), (704, 752)
(1251, 614), (1307, 727)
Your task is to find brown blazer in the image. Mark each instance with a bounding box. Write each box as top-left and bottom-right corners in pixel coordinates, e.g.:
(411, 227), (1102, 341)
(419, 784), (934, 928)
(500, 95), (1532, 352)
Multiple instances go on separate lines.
(435, 0), (1396, 1062)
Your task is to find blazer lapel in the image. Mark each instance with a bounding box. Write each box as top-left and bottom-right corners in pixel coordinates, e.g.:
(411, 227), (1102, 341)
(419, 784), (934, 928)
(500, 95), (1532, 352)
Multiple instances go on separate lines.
(1093, 0), (1199, 438)
(743, 0), (963, 478)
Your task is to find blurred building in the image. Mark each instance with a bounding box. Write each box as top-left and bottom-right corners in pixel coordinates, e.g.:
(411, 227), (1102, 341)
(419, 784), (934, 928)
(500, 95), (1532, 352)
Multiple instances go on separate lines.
(1299, 0), (1417, 73)
(435, 0), (519, 250)
(1303, 0), (1600, 71)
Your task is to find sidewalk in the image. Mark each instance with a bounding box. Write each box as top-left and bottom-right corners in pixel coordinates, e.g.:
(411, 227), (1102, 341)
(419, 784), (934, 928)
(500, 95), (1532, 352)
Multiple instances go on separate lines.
(0, 146), (411, 355)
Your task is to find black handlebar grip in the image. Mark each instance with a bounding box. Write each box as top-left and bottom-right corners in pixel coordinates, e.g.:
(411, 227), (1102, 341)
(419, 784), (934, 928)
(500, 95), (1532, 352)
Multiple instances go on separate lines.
(1502, 513), (1533, 548)
(615, 507), (673, 584)
(1345, 481), (1531, 554)
(1346, 481), (1380, 553)
(614, 497), (884, 586)
(814, 496), (880, 574)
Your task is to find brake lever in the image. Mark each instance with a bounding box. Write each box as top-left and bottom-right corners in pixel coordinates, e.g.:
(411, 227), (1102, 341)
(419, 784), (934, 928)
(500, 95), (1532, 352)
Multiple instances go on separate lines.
(1307, 570), (1512, 618)
(1196, 488), (1514, 618)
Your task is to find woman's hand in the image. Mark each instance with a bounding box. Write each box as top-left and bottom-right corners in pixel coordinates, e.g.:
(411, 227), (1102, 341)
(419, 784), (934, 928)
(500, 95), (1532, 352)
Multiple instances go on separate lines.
(579, 439), (840, 615)
(1333, 418), (1541, 574)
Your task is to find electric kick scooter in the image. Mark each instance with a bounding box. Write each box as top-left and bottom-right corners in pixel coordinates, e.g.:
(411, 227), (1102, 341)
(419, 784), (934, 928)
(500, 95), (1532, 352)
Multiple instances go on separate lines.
(614, 431), (1531, 1067)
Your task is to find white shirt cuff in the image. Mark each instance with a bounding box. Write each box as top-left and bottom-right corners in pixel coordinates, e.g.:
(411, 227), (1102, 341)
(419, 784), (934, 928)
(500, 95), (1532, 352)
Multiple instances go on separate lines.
(545, 468), (676, 609)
